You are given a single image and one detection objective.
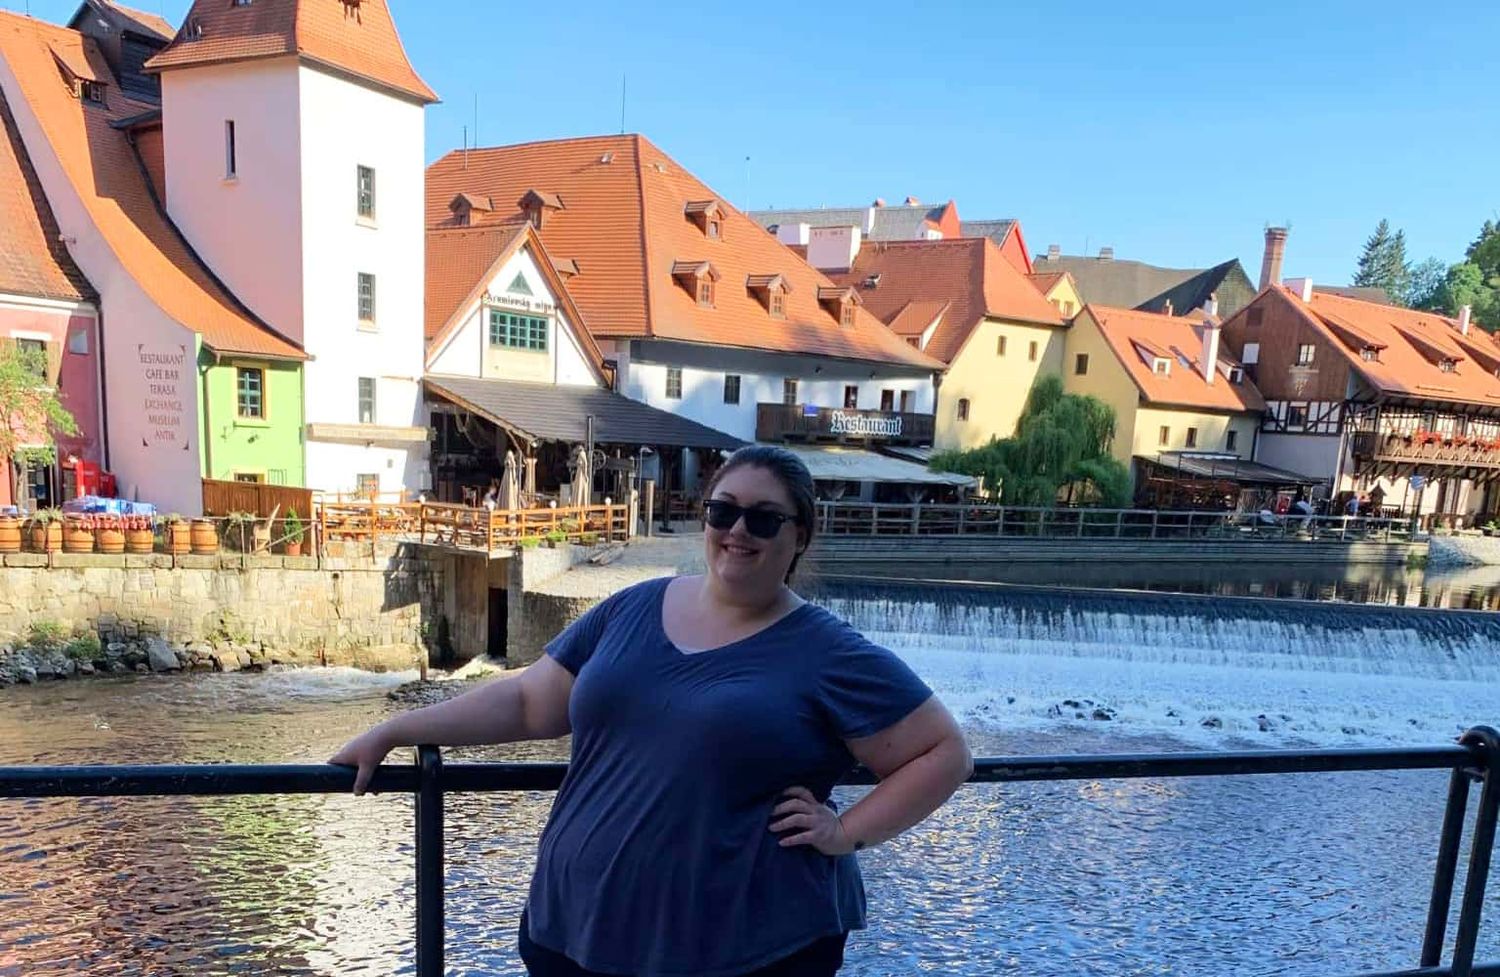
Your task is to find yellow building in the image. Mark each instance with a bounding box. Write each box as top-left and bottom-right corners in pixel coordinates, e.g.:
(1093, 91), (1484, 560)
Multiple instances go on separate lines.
(1064, 304), (1266, 497)
(828, 238), (1068, 450)
(1029, 270), (1084, 319)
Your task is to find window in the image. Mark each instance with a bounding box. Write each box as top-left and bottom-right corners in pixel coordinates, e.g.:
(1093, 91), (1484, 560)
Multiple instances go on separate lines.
(1153, 358), (1171, 376)
(899, 390), (913, 413)
(1226, 430), (1239, 452)
(707, 217), (722, 240)
(956, 398), (971, 422)
(224, 120), (236, 178)
(356, 474), (380, 497)
(770, 290), (785, 318)
(1028, 341), (1038, 362)
(1242, 342), (1260, 365)
(1186, 427), (1199, 448)
(723, 374), (741, 405)
(233, 472), (264, 483)
(906, 337), (920, 347)
(840, 303), (856, 327)
(1158, 425), (1170, 446)
(236, 366), (264, 419)
(783, 378), (797, 405)
(80, 80), (105, 104)
(1247, 307), (1264, 329)
(1228, 366), (1245, 383)
(1288, 404), (1308, 428)
(1440, 359), (1457, 373)
(880, 389), (895, 412)
(358, 273), (376, 325)
(488, 310), (548, 351)
(1062, 300), (1075, 316)
(1296, 344), (1316, 367)
(666, 367), (683, 400)
(232, 0), (253, 6)
(357, 377), (376, 424)
(697, 280), (715, 307)
(843, 385), (858, 409)
(67, 329), (88, 355)
(357, 165), (375, 219)
(16, 338), (46, 380)
(1074, 353), (1089, 376)
(1362, 347), (1379, 362)
(997, 336), (1007, 356)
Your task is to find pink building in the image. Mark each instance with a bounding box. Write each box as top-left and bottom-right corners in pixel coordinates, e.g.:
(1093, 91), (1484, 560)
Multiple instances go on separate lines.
(0, 85), (102, 509)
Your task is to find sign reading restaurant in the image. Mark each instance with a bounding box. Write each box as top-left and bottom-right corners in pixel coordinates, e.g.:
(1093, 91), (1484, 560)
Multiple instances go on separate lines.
(829, 410), (902, 437)
(757, 403), (932, 446)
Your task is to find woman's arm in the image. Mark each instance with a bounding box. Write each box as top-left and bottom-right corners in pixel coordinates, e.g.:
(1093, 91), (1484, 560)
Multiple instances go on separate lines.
(329, 655), (576, 794)
(771, 697), (972, 854)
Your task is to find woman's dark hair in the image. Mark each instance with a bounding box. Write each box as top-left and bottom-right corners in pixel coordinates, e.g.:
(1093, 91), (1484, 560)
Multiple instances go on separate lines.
(704, 445), (817, 582)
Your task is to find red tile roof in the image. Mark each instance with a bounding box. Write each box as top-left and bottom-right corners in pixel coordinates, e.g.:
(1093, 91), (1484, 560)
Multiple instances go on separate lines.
(825, 238), (1064, 363)
(1087, 304), (1265, 413)
(425, 134), (940, 370)
(0, 85), (92, 303)
(886, 299), (950, 338)
(0, 11), (304, 358)
(144, 0), (436, 104)
(1028, 270), (1069, 294)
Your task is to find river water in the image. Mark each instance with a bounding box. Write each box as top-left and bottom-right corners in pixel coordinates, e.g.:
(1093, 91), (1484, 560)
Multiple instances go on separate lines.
(3, 583), (1499, 976)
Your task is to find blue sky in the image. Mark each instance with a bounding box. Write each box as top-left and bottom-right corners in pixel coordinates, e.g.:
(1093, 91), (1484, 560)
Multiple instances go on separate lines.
(14, 0), (1500, 285)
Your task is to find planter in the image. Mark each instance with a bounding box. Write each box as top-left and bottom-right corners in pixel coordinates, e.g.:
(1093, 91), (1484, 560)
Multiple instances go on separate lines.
(285, 541), (304, 557)
(0, 516), (20, 554)
(96, 528), (125, 555)
(62, 522), (95, 554)
(28, 522), (62, 553)
(166, 521), (192, 555)
(190, 519), (219, 555)
(125, 529), (155, 554)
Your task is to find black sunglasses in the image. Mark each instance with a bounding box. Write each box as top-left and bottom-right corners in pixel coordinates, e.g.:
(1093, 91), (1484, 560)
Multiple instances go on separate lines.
(702, 499), (800, 539)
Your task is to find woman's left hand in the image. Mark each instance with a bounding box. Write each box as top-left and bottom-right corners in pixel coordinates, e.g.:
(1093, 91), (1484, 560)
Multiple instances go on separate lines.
(770, 786), (855, 856)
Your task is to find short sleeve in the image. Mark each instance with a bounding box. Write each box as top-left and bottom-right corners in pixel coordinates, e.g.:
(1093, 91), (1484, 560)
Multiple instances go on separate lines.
(545, 588), (627, 675)
(815, 626), (933, 740)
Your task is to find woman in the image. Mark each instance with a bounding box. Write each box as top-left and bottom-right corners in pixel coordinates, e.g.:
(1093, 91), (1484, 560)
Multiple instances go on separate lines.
(331, 445), (973, 976)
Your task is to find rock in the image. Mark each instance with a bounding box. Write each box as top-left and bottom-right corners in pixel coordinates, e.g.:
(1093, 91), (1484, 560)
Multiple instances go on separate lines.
(16, 666), (37, 684)
(59, 659), (77, 677)
(1166, 708), (1181, 718)
(212, 650), (242, 673)
(133, 663), (149, 673)
(77, 661), (96, 676)
(106, 661), (129, 674)
(235, 649), (253, 669)
(1005, 696), (1016, 705)
(1046, 703), (1063, 719)
(1091, 707), (1116, 721)
(106, 642), (128, 659)
(1256, 714), (1276, 733)
(123, 648), (146, 667)
(1201, 717), (1223, 729)
(34, 660), (60, 680)
(145, 638), (179, 672)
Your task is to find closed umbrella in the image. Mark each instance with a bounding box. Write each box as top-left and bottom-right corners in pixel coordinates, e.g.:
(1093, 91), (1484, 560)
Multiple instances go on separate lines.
(501, 451), (520, 511)
(571, 444), (592, 508)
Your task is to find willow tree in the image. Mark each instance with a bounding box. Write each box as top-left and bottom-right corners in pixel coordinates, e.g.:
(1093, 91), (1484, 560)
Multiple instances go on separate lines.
(930, 376), (1131, 506)
(0, 342), (78, 505)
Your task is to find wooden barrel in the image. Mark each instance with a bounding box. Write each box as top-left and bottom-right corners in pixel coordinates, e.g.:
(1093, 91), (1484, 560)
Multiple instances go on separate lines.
(0, 517), (20, 554)
(190, 519), (219, 555)
(166, 522), (191, 555)
(97, 528), (125, 555)
(62, 524), (94, 554)
(125, 529), (155, 554)
(29, 523), (61, 553)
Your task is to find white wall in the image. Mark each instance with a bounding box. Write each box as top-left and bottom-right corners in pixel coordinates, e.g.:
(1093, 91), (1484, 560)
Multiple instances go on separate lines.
(0, 58), (204, 515)
(161, 60), (305, 343)
(426, 245), (597, 387)
(297, 66), (428, 496)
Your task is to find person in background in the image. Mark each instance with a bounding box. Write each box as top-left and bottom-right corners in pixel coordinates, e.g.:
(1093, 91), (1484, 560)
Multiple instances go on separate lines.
(331, 445), (972, 977)
(481, 481), (499, 511)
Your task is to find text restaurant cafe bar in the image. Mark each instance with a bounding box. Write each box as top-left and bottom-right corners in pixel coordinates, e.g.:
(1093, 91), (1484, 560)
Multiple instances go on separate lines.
(753, 402), (975, 503)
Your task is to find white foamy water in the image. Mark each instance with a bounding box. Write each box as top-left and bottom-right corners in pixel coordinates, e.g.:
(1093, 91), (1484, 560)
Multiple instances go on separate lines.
(823, 596), (1500, 749)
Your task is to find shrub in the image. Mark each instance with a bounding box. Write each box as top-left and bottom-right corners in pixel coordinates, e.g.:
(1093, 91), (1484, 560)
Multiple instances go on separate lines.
(66, 632), (102, 661)
(26, 620), (67, 650)
(517, 536), (541, 550)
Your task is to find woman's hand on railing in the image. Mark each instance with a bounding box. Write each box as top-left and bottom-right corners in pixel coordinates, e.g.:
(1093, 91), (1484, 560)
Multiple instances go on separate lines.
(329, 728), (396, 796)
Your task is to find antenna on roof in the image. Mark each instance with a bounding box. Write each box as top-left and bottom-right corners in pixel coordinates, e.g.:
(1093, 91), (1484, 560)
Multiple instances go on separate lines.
(462, 125), (468, 170)
(473, 93), (479, 150)
(619, 73), (627, 135)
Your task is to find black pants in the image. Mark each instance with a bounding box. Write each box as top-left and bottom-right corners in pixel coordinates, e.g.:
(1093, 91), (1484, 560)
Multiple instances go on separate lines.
(517, 912), (848, 977)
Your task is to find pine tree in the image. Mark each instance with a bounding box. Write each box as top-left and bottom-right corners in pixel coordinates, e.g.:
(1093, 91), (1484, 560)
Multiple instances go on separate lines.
(1353, 219), (1412, 303)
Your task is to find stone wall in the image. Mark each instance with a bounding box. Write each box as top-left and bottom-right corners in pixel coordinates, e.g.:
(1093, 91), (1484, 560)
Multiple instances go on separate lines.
(1428, 534), (1500, 568)
(0, 546), (443, 678)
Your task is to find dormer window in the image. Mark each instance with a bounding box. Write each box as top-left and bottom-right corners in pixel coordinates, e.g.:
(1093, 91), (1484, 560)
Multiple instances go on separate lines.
(1227, 366), (1244, 384)
(818, 286), (859, 326)
(1361, 347), (1380, 362)
(518, 189), (564, 230)
(685, 199), (724, 239)
(1440, 358), (1458, 373)
(1153, 357), (1172, 376)
(448, 193), (493, 227)
(747, 274), (792, 319)
(80, 80), (105, 104)
(672, 260), (720, 307)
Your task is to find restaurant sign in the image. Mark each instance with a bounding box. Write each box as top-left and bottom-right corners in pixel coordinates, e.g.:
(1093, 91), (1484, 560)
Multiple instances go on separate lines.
(829, 410), (903, 438)
(757, 403), (932, 446)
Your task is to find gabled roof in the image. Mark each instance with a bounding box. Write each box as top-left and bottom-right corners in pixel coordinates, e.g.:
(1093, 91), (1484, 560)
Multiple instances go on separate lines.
(0, 85), (93, 303)
(886, 299), (949, 339)
(0, 11), (304, 359)
(1086, 304), (1264, 413)
(825, 238), (1064, 363)
(143, 0), (436, 104)
(1028, 270), (1070, 296)
(425, 134), (941, 370)
(69, 0), (175, 42)
(424, 220), (607, 383)
(1036, 252), (1253, 318)
(748, 200), (960, 241)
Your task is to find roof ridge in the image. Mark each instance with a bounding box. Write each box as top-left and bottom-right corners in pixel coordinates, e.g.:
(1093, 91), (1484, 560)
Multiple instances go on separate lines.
(456, 132), (636, 159)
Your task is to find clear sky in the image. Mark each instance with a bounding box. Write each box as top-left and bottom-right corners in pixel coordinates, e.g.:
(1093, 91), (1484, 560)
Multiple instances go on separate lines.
(12, 0), (1499, 285)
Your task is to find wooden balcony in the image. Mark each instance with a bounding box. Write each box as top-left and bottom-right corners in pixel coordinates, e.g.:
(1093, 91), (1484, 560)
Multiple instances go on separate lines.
(1351, 430), (1500, 480)
(755, 403), (934, 446)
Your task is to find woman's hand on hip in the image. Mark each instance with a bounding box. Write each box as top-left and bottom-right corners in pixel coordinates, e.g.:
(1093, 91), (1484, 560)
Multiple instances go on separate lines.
(769, 786), (855, 856)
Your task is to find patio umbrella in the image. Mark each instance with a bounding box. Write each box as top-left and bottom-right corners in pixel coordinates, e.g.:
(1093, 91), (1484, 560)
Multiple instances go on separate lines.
(571, 444), (592, 508)
(501, 450), (520, 510)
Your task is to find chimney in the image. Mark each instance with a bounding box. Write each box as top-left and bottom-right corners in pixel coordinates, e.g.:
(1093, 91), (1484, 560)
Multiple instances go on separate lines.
(807, 225), (861, 271)
(1203, 293), (1219, 318)
(904, 195), (921, 206)
(1201, 319), (1222, 386)
(1098, 246), (1114, 261)
(1260, 226), (1289, 290)
(1459, 305), (1473, 336)
(1162, 299), (1174, 317)
(871, 198), (886, 207)
(1284, 277), (1314, 302)
(1046, 244), (1061, 261)
(775, 221), (810, 247)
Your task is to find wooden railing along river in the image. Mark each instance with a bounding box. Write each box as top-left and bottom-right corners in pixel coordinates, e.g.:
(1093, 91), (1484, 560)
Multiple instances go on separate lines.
(314, 501), (630, 555)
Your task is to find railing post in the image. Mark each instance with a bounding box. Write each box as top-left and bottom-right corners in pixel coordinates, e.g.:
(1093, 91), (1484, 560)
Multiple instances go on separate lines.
(1451, 726), (1499, 977)
(1116, 510), (1123, 539)
(415, 744), (444, 977)
(1422, 766), (1475, 966)
(1151, 509), (1159, 540)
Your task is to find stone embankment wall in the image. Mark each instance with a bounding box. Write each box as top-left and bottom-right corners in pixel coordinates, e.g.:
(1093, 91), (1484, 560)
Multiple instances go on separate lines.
(0, 546), (442, 685)
(1428, 535), (1500, 568)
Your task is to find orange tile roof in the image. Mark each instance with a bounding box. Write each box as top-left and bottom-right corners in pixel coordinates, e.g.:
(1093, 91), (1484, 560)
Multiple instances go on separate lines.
(425, 220), (606, 377)
(144, 0), (436, 104)
(425, 134), (940, 370)
(1028, 270), (1069, 294)
(1287, 289), (1500, 409)
(0, 85), (92, 303)
(886, 299), (950, 338)
(1087, 303), (1265, 413)
(0, 11), (304, 358)
(825, 238), (1064, 363)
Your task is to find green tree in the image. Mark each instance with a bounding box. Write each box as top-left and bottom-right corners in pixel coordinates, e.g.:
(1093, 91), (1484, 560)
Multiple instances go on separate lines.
(1406, 257), (1448, 309)
(1353, 218), (1411, 304)
(0, 342), (78, 503)
(930, 375), (1131, 507)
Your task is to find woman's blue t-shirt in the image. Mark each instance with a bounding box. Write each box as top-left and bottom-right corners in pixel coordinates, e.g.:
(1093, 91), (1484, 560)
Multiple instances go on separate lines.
(525, 577), (933, 977)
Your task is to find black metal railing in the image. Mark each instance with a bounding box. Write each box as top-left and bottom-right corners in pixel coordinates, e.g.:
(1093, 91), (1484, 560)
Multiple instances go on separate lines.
(2, 727), (1496, 977)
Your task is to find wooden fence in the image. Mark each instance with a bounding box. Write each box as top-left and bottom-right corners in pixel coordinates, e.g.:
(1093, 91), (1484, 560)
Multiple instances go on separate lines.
(203, 479), (315, 521)
(314, 501), (629, 554)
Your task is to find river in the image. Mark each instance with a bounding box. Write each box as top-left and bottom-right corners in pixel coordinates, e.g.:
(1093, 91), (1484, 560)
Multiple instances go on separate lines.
(2, 581), (1499, 976)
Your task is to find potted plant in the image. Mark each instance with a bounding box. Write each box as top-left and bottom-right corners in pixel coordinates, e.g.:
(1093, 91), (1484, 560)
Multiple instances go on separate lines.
(26, 508), (62, 552)
(62, 514), (96, 553)
(95, 514), (125, 554)
(190, 515), (220, 555)
(0, 510), (20, 554)
(124, 515), (155, 554)
(284, 507), (306, 557)
(163, 514), (191, 555)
